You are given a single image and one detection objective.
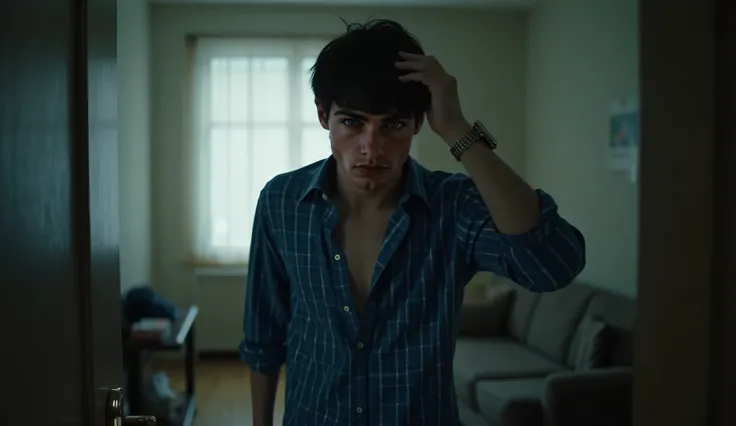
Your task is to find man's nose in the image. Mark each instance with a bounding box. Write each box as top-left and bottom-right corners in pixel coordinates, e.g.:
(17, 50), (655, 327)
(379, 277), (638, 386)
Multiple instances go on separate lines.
(359, 126), (385, 157)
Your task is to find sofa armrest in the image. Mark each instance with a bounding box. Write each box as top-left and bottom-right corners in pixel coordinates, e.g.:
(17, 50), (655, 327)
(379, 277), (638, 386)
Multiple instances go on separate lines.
(500, 397), (544, 426)
(459, 290), (514, 337)
(543, 367), (633, 426)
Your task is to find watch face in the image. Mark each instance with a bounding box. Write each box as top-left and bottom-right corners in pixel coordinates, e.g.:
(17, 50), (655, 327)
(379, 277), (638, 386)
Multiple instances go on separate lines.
(474, 121), (498, 148)
(475, 121), (490, 137)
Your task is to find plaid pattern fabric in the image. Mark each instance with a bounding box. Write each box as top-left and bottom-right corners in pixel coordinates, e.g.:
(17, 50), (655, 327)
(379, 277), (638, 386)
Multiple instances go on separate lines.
(239, 157), (586, 426)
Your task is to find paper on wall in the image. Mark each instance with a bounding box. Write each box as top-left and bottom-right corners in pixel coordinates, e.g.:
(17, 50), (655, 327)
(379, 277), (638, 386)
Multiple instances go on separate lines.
(608, 98), (640, 182)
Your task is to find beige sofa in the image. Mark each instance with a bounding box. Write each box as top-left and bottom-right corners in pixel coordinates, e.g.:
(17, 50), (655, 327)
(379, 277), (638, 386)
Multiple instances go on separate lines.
(455, 282), (636, 426)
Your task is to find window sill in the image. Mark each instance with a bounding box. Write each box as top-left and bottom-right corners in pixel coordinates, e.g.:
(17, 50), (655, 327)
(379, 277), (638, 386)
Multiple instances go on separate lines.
(193, 265), (248, 277)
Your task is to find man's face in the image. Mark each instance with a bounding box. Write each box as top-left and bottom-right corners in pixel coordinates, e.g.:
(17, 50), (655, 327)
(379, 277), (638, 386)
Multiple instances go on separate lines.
(317, 102), (421, 193)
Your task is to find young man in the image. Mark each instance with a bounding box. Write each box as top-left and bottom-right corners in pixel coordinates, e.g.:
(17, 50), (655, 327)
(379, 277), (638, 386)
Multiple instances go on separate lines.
(240, 19), (585, 426)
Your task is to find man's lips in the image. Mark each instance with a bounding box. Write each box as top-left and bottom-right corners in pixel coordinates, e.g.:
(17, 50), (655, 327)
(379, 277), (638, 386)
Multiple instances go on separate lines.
(354, 165), (389, 175)
(355, 165), (389, 169)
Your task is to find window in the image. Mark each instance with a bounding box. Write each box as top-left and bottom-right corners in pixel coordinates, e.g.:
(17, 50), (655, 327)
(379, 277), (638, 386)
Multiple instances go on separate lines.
(189, 38), (331, 265)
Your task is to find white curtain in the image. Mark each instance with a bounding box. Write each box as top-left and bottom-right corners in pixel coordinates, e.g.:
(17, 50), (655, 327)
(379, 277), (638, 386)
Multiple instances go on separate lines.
(188, 38), (331, 265)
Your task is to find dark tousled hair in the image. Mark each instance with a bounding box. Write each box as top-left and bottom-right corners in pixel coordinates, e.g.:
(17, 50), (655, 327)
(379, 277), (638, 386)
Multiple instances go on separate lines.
(310, 19), (431, 122)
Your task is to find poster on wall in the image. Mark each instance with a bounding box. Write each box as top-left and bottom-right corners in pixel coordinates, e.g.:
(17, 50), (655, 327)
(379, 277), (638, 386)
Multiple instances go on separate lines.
(608, 98), (640, 182)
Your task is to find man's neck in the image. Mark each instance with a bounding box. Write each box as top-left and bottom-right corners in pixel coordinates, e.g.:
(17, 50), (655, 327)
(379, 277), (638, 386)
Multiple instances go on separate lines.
(335, 173), (403, 216)
(341, 185), (400, 214)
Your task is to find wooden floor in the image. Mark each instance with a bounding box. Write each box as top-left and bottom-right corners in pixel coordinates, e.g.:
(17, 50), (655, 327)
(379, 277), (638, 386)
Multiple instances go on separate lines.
(152, 358), (286, 426)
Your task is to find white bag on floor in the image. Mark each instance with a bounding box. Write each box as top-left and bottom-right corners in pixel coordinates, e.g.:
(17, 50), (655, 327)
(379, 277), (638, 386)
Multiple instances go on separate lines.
(140, 371), (185, 423)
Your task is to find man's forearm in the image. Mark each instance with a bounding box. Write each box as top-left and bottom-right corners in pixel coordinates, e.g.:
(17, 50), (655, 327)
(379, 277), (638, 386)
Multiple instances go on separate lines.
(442, 123), (541, 235)
(251, 370), (280, 426)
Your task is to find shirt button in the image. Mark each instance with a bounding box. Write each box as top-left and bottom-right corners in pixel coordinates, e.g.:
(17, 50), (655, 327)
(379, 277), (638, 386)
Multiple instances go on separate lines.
(356, 407), (363, 414)
(343, 305), (350, 312)
(334, 254), (341, 261)
(321, 193), (328, 201)
(357, 341), (364, 349)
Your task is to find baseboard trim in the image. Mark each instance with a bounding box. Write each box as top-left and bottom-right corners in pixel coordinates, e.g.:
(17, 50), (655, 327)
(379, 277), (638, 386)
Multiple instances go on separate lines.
(200, 350), (240, 359)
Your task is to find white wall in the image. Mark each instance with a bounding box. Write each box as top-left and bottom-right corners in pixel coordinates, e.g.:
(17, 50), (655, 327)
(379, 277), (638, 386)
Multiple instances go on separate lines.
(118, 0), (152, 293)
(525, 0), (639, 297)
(149, 4), (528, 350)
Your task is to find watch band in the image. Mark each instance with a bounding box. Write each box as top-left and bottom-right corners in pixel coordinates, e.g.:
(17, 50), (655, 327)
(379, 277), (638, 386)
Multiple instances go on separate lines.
(449, 120), (498, 161)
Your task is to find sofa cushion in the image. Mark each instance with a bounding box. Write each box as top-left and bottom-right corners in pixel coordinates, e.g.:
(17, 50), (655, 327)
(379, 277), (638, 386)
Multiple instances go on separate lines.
(572, 315), (609, 370)
(525, 284), (594, 362)
(459, 287), (515, 337)
(475, 377), (547, 425)
(567, 290), (636, 367)
(507, 288), (541, 341)
(454, 338), (567, 408)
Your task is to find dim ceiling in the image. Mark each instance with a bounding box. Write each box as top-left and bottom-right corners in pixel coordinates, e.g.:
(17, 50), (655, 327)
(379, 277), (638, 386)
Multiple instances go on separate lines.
(149, 0), (539, 10)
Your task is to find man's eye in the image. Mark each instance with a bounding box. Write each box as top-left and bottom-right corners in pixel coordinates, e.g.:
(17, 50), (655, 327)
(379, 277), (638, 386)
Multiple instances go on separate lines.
(341, 118), (360, 127)
(386, 121), (406, 130)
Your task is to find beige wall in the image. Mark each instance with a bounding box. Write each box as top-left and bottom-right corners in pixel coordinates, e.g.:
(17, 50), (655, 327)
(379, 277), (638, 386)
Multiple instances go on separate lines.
(526, 0), (639, 297)
(118, 0), (151, 293)
(149, 4), (527, 350)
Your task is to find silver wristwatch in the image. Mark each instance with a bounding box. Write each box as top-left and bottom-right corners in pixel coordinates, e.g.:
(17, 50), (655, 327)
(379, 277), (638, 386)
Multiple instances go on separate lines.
(449, 120), (498, 161)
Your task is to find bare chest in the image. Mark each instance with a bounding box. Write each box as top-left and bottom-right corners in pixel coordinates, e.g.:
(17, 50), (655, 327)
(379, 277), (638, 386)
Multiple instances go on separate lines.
(336, 214), (392, 312)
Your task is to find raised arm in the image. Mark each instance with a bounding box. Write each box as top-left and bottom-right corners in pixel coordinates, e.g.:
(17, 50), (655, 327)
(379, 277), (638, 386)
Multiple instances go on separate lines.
(454, 175), (586, 292)
(238, 189), (290, 426)
(394, 51), (585, 291)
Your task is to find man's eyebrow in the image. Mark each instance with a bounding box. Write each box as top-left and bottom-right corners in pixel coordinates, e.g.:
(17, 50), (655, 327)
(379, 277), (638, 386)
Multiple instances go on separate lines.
(333, 108), (367, 119)
(333, 109), (412, 121)
(382, 113), (412, 121)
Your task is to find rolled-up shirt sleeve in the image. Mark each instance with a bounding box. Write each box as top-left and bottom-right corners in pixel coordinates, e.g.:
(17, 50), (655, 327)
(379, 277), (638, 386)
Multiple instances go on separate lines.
(455, 178), (586, 292)
(238, 190), (290, 375)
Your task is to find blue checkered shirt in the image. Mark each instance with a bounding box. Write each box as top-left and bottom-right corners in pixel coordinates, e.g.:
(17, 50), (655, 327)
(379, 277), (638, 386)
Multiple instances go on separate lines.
(239, 157), (586, 426)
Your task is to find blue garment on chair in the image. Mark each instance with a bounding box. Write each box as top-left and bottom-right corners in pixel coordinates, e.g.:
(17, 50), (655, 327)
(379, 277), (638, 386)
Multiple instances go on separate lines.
(123, 286), (179, 323)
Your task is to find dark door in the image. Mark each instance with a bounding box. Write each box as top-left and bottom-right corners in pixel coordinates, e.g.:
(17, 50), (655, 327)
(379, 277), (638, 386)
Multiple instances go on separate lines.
(0, 0), (124, 425)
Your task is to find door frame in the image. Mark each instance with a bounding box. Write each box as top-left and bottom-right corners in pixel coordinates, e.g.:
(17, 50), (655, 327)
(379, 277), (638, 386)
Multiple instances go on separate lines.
(635, 0), (734, 425)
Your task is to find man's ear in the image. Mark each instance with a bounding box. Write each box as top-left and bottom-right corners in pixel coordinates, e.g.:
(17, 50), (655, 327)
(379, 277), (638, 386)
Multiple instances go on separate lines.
(316, 100), (329, 130)
(413, 120), (423, 135)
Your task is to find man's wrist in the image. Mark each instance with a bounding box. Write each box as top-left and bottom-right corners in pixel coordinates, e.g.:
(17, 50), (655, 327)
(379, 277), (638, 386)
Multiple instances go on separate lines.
(440, 121), (473, 146)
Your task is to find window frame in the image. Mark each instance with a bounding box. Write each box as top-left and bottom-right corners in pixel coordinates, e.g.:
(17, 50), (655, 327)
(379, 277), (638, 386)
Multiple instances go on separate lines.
(189, 37), (329, 265)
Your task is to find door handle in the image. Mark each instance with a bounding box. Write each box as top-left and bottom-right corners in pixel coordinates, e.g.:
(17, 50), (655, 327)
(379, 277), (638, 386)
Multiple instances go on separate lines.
(106, 387), (157, 426)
